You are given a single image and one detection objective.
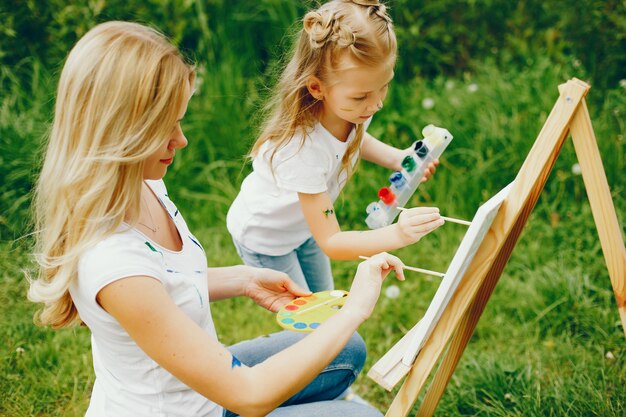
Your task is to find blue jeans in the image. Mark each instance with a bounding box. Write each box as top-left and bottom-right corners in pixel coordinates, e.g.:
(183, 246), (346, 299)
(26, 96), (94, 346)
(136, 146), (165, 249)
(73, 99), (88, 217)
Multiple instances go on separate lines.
(223, 331), (382, 417)
(232, 237), (333, 292)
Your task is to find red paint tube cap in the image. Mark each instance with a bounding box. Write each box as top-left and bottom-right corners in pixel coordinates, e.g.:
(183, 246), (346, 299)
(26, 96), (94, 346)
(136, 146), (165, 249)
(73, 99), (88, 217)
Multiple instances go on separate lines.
(378, 187), (396, 205)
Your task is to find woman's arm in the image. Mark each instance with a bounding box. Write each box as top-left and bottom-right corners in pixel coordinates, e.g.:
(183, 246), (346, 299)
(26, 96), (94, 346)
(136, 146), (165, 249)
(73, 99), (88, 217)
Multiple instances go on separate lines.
(97, 254), (402, 417)
(298, 191), (443, 260)
(206, 265), (251, 300)
(207, 265), (311, 311)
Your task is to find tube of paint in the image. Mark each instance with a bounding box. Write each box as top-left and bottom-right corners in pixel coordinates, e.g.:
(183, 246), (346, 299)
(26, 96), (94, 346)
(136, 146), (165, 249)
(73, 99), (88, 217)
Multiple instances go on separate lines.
(414, 140), (430, 159)
(365, 201), (387, 229)
(401, 155), (417, 176)
(366, 201), (382, 214)
(389, 171), (408, 190)
(378, 186), (397, 207)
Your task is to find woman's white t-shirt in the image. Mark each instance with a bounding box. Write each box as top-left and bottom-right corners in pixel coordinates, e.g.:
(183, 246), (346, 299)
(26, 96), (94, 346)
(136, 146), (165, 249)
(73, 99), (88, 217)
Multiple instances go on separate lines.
(69, 180), (221, 417)
(227, 119), (371, 256)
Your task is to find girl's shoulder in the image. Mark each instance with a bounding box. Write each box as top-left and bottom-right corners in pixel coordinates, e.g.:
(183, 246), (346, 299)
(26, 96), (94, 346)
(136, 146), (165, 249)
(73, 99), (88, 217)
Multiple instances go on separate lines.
(270, 123), (335, 155)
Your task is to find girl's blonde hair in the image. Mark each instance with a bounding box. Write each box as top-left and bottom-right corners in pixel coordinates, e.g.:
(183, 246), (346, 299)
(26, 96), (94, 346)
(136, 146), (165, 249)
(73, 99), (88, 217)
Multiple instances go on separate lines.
(28, 21), (195, 328)
(251, 0), (396, 180)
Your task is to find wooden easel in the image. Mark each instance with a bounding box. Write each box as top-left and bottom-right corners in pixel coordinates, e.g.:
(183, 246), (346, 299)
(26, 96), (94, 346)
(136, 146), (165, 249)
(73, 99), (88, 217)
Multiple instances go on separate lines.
(375, 78), (625, 417)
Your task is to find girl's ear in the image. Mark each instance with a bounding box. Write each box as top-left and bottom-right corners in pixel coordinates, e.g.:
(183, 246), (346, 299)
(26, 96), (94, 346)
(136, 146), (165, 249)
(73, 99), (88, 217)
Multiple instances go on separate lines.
(306, 76), (325, 100)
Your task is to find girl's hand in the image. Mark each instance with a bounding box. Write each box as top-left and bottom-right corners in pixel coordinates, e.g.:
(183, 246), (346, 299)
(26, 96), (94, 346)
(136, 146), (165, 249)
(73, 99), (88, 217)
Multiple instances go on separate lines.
(244, 268), (311, 312)
(400, 145), (439, 183)
(342, 252), (405, 321)
(395, 207), (444, 245)
(421, 159), (439, 183)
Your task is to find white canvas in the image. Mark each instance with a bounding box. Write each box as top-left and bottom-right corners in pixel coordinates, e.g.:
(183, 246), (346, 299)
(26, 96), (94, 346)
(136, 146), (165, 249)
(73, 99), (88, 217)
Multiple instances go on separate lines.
(401, 182), (513, 366)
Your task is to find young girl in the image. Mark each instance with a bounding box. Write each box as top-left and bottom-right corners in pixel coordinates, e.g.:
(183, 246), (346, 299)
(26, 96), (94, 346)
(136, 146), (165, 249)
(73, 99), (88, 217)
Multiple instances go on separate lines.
(227, 0), (444, 292)
(28, 21), (406, 417)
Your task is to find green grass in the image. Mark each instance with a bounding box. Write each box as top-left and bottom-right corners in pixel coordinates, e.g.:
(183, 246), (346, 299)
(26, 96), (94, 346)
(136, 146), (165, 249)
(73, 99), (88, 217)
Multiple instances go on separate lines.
(1, 41), (625, 417)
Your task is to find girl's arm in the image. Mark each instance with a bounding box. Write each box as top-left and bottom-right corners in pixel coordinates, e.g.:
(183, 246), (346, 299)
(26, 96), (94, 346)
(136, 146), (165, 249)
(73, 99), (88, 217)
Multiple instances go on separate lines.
(298, 191), (443, 260)
(360, 131), (409, 171)
(97, 254), (403, 417)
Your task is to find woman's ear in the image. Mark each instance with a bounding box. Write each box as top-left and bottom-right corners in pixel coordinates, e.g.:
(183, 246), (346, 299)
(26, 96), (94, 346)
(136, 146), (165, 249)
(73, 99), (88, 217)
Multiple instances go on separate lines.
(306, 76), (324, 100)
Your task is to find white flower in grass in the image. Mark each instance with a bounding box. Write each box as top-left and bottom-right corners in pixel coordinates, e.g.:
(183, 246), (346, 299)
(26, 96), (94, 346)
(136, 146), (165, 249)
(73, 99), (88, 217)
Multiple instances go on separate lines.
(605, 351), (615, 360)
(619, 79), (626, 89)
(445, 80), (455, 90)
(16, 347), (25, 355)
(573, 59), (582, 68)
(385, 284), (400, 299)
(467, 83), (478, 93)
(571, 163), (582, 175)
(421, 97), (435, 109)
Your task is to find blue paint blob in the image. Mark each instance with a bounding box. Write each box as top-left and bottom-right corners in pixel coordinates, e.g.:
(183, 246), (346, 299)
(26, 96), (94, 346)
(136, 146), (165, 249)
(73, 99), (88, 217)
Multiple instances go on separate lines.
(188, 235), (204, 251)
(281, 318), (295, 324)
(231, 355), (242, 368)
(293, 322), (307, 330)
(309, 323), (320, 329)
(389, 171), (407, 188)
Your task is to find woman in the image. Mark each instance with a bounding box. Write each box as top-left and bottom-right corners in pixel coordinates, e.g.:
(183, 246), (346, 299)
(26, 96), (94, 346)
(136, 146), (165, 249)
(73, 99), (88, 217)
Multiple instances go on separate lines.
(28, 21), (405, 417)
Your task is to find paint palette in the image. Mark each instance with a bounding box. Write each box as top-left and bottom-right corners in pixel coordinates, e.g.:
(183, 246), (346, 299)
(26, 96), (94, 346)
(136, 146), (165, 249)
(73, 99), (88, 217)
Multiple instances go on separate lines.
(276, 290), (349, 332)
(365, 124), (453, 229)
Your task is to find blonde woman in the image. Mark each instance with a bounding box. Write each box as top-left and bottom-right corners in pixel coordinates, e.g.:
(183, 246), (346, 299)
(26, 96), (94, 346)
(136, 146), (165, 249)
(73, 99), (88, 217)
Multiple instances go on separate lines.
(227, 0), (444, 293)
(28, 20), (406, 417)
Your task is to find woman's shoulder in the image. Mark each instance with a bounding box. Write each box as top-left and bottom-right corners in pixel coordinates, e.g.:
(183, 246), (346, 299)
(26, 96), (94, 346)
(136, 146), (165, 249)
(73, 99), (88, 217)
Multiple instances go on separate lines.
(79, 229), (163, 274)
(80, 229), (148, 264)
(75, 230), (164, 297)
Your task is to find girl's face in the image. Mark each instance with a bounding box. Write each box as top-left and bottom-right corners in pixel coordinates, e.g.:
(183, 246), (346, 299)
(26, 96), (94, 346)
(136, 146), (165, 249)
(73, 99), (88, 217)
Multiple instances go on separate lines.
(309, 55), (394, 138)
(143, 83), (192, 180)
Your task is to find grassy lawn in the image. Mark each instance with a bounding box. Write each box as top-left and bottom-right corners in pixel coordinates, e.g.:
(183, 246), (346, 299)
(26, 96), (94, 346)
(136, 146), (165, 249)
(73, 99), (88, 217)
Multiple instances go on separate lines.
(1, 11), (625, 414)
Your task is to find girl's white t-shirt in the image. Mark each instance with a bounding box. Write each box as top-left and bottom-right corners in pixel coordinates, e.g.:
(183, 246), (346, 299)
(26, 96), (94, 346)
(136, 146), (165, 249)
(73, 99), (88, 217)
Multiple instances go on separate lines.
(70, 180), (221, 417)
(227, 119), (371, 256)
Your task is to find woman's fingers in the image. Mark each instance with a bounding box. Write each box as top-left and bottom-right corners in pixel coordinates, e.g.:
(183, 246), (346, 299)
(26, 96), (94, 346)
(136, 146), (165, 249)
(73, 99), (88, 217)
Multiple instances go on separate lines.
(364, 252), (406, 281)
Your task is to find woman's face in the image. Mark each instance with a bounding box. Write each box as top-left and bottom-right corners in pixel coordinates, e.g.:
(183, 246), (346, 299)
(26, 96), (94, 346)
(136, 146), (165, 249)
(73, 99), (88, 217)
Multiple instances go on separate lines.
(143, 82), (192, 180)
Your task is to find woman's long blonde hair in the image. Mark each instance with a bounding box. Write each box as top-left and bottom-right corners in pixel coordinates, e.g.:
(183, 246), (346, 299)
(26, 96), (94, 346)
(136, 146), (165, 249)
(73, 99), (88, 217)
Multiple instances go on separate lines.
(251, 0), (396, 181)
(28, 21), (195, 328)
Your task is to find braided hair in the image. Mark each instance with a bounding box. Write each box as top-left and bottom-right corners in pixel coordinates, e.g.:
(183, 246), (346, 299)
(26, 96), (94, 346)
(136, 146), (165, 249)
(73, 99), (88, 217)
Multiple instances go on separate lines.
(251, 0), (396, 183)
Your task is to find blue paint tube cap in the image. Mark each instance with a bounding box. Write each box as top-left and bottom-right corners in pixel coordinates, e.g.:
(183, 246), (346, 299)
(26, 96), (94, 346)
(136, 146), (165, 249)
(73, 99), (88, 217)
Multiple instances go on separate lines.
(389, 171), (407, 188)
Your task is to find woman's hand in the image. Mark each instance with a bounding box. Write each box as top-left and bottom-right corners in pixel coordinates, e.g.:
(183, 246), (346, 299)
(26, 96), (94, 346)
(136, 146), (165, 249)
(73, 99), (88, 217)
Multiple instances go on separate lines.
(342, 252), (405, 322)
(244, 267), (311, 312)
(395, 207), (444, 245)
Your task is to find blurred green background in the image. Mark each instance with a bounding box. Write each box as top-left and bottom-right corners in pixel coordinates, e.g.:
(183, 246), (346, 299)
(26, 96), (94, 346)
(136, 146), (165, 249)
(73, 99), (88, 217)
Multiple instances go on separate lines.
(1, 1), (624, 415)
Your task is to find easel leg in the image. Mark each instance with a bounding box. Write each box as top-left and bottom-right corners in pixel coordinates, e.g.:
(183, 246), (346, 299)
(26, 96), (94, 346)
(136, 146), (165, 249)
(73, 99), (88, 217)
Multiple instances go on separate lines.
(415, 213), (533, 416)
(569, 100), (626, 337)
